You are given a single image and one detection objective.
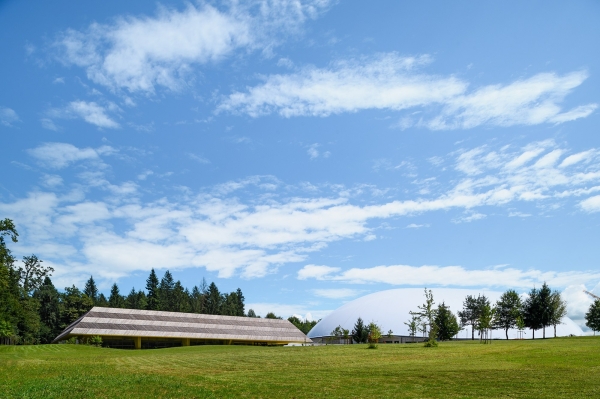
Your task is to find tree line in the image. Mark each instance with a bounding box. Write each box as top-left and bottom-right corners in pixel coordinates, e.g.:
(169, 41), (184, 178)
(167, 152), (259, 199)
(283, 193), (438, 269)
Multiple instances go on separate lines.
(2, 218), (315, 344)
(403, 285), (568, 344)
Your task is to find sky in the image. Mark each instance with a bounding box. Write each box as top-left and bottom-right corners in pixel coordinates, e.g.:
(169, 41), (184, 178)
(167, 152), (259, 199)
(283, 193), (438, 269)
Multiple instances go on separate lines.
(1, 0), (600, 329)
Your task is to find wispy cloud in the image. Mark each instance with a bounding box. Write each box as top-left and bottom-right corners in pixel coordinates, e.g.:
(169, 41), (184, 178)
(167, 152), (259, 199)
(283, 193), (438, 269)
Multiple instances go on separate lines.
(52, 1), (333, 94)
(6, 139), (600, 286)
(297, 263), (600, 289)
(47, 101), (120, 128)
(307, 143), (330, 159)
(219, 53), (464, 117)
(0, 106), (20, 127)
(312, 288), (362, 299)
(219, 53), (596, 129)
(187, 153), (211, 164)
(28, 142), (117, 169)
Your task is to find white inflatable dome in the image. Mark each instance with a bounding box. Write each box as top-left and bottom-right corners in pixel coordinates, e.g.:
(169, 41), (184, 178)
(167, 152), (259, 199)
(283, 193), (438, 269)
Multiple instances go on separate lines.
(308, 288), (583, 340)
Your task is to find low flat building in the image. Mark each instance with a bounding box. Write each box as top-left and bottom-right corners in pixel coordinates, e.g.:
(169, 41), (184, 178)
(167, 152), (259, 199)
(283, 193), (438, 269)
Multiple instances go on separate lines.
(53, 307), (311, 349)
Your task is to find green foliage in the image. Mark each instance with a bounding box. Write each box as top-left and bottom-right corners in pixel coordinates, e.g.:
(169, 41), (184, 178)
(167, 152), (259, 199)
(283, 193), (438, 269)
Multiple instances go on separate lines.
(367, 322), (381, 349)
(265, 312), (282, 319)
(145, 269), (160, 310)
(494, 289), (522, 339)
(404, 314), (419, 342)
(549, 290), (567, 338)
(523, 286), (547, 338)
(585, 299), (600, 334)
(88, 335), (103, 347)
(288, 316), (318, 335)
(352, 317), (368, 343)
(476, 302), (494, 344)
(205, 282), (222, 315)
(435, 302), (460, 341)
(247, 308), (259, 318)
(108, 283), (125, 308)
(60, 285), (94, 329)
(84, 276), (98, 304)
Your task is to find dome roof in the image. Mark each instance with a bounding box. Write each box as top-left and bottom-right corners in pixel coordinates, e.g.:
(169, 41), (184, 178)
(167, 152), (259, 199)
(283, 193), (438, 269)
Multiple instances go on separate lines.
(308, 288), (583, 339)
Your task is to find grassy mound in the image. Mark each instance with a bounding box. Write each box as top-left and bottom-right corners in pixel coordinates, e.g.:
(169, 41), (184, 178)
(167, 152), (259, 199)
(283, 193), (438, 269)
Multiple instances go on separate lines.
(1, 337), (600, 398)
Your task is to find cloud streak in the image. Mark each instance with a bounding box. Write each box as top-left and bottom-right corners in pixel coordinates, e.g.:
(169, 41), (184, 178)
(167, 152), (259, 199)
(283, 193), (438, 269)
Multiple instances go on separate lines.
(219, 53), (596, 129)
(297, 263), (600, 290)
(5, 139), (600, 287)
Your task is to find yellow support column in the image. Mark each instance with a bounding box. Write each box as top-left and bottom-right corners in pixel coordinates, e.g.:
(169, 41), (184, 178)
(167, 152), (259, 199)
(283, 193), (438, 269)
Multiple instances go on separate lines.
(134, 337), (141, 350)
(182, 338), (190, 346)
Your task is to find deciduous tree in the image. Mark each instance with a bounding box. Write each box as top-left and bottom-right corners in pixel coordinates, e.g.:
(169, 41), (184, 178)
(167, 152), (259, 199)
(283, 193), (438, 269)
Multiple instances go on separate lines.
(585, 299), (600, 335)
(494, 289), (522, 339)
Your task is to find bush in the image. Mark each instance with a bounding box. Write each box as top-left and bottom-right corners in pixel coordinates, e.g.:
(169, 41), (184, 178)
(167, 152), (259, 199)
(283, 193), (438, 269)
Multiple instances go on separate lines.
(88, 335), (103, 347)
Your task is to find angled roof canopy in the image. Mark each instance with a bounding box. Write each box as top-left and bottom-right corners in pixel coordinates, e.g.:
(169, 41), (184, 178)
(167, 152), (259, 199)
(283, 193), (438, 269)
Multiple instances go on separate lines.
(53, 307), (311, 346)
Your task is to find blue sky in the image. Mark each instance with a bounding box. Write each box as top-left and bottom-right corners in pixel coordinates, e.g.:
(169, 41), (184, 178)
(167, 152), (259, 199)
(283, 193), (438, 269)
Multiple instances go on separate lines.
(1, 0), (600, 325)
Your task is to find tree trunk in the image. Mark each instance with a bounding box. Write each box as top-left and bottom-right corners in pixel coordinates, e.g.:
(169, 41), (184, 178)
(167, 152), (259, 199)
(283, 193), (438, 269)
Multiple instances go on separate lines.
(554, 324), (557, 338)
(532, 329), (535, 339)
(506, 328), (509, 340)
(543, 326), (546, 339)
(472, 324), (475, 340)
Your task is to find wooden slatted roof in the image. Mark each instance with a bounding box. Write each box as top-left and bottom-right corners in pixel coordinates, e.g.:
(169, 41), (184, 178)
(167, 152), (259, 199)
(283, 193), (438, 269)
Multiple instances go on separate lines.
(53, 307), (311, 344)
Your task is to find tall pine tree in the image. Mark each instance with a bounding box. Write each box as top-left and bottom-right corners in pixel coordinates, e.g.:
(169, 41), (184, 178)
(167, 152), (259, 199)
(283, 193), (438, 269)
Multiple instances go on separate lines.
(145, 269), (159, 310)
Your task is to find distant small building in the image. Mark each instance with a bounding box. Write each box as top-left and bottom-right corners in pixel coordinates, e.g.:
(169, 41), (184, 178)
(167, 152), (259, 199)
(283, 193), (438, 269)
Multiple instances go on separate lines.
(53, 307), (311, 349)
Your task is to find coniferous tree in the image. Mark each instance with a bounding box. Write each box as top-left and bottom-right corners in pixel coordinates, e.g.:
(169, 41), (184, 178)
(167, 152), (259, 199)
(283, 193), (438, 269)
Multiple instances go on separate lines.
(33, 277), (61, 343)
(235, 288), (245, 317)
(247, 309), (259, 318)
(205, 282), (222, 315)
(96, 293), (109, 307)
(351, 317), (368, 343)
(108, 283), (125, 308)
(145, 269), (160, 310)
(158, 270), (175, 311)
(171, 281), (191, 313)
(190, 285), (205, 313)
(125, 288), (147, 310)
(84, 276), (98, 304)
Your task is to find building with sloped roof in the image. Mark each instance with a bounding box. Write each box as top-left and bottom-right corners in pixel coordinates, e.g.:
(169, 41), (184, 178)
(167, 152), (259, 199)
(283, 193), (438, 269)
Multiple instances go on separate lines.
(53, 307), (311, 349)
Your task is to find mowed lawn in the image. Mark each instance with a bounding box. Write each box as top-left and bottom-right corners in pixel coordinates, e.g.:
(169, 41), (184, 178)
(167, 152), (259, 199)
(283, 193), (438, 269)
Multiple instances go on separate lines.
(1, 337), (600, 398)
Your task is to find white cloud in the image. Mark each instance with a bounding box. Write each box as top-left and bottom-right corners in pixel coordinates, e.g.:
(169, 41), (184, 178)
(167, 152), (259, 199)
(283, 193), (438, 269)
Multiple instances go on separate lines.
(51, 101), (119, 129)
(580, 195), (600, 212)
(41, 118), (60, 131)
(427, 71), (597, 129)
(0, 106), (20, 127)
(406, 223), (429, 228)
(8, 139), (600, 286)
(187, 153), (211, 164)
(53, 1), (332, 93)
(219, 53), (464, 117)
(297, 263), (600, 290)
(312, 288), (362, 299)
(298, 265), (341, 280)
(28, 142), (116, 169)
(219, 54), (596, 129)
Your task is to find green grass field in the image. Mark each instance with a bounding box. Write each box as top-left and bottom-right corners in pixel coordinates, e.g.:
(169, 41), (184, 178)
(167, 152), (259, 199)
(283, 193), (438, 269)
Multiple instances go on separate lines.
(1, 337), (600, 398)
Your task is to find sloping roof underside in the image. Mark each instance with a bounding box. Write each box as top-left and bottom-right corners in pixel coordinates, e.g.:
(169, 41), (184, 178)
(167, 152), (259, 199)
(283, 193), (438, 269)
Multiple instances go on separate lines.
(53, 307), (310, 343)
